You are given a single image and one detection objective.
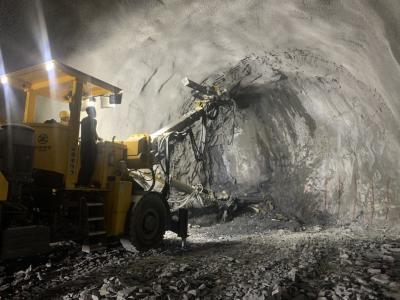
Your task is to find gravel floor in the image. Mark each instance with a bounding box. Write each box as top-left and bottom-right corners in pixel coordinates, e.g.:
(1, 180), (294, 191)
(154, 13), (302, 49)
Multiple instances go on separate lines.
(1, 213), (399, 300)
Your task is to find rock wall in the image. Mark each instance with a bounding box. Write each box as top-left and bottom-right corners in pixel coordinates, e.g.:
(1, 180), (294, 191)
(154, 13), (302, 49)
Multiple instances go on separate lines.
(173, 51), (400, 225)
(3, 0), (400, 225)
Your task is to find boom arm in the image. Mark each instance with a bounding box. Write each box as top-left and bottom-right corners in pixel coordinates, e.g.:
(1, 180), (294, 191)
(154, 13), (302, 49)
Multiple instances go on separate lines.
(151, 78), (229, 145)
(124, 78), (231, 196)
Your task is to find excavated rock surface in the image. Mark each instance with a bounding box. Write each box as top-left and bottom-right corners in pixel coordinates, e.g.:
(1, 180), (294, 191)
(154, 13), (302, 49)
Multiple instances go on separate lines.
(172, 49), (400, 225)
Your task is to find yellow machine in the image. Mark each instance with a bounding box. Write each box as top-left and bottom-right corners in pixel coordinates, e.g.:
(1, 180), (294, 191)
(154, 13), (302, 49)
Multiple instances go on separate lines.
(0, 61), (227, 259)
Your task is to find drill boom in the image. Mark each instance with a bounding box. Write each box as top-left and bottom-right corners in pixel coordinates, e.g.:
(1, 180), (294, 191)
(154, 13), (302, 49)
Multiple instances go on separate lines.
(151, 78), (226, 142)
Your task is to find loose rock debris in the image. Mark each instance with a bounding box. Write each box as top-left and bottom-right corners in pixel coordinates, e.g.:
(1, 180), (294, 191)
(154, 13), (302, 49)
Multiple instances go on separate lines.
(0, 216), (399, 299)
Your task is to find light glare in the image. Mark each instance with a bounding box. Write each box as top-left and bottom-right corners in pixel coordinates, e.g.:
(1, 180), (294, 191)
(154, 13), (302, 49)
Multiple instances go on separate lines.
(45, 61), (55, 71)
(1, 75), (8, 85)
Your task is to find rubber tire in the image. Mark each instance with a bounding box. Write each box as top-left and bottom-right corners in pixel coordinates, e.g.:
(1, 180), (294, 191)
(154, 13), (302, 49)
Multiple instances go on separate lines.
(128, 192), (168, 251)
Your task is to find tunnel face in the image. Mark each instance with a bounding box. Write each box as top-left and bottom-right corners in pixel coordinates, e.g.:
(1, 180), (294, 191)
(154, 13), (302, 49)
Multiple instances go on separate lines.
(172, 52), (400, 225)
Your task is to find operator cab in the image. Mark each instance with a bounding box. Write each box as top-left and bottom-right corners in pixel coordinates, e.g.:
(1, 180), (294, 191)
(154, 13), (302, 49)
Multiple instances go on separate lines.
(0, 60), (123, 189)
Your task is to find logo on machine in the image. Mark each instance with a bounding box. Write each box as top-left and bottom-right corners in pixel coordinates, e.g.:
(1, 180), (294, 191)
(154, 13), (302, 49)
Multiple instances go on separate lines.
(37, 133), (49, 144)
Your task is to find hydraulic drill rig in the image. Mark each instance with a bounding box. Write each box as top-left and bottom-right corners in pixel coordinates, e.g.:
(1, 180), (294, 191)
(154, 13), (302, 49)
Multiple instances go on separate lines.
(0, 61), (230, 259)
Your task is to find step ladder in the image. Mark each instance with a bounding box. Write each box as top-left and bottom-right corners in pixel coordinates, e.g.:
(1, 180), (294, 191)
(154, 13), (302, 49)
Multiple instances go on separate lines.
(82, 200), (107, 253)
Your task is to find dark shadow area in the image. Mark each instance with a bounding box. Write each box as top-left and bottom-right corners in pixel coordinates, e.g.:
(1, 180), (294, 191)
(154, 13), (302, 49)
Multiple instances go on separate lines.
(162, 239), (243, 255)
(0, 88), (25, 123)
(231, 82), (316, 139)
(1, 242), (79, 276)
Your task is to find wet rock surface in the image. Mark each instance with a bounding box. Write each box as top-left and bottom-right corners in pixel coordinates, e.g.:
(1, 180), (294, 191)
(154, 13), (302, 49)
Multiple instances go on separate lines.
(1, 212), (399, 299)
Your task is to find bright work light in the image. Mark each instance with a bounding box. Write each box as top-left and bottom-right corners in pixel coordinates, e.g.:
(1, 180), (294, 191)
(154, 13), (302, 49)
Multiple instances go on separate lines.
(45, 61), (55, 71)
(0, 75), (8, 84)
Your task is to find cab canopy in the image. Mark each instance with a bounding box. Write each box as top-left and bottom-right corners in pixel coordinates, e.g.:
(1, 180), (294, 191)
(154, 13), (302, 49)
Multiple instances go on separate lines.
(0, 60), (123, 188)
(1, 60), (122, 101)
(1, 60), (122, 124)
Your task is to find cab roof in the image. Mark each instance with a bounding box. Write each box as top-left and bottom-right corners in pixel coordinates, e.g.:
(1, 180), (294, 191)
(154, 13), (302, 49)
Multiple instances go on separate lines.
(1, 60), (122, 103)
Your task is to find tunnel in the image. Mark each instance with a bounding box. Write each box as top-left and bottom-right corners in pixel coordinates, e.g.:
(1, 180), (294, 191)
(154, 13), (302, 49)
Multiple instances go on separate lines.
(0, 0), (400, 299)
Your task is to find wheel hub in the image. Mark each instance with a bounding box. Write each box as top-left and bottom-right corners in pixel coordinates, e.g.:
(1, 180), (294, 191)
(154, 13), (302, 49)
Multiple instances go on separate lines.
(142, 209), (160, 239)
(144, 213), (157, 232)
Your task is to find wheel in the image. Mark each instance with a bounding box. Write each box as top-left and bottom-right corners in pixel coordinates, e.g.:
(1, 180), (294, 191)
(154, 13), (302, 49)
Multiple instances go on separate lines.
(128, 192), (168, 251)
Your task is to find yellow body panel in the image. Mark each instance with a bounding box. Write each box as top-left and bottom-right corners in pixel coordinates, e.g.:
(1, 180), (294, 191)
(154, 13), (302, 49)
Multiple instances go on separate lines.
(24, 91), (36, 124)
(0, 172), (8, 201)
(125, 134), (153, 169)
(30, 123), (70, 176)
(105, 179), (133, 235)
(65, 80), (82, 189)
(92, 142), (126, 189)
